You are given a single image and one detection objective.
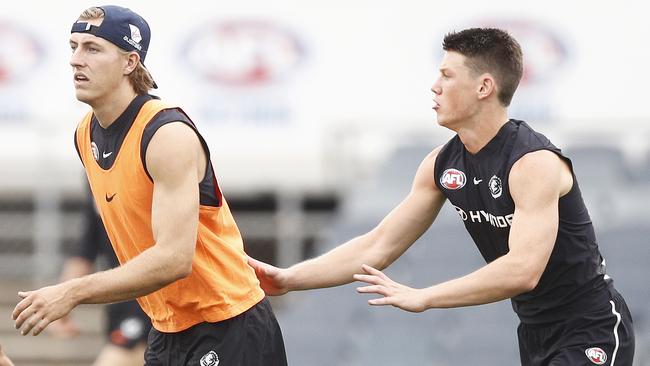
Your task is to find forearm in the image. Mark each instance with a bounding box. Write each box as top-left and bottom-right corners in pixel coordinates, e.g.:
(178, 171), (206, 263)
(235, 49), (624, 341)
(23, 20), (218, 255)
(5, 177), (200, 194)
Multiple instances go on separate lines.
(65, 245), (186, 305)
(422, 254), (534, 309)
(287, 228), (409, 291)
(286, 234), (381, 290)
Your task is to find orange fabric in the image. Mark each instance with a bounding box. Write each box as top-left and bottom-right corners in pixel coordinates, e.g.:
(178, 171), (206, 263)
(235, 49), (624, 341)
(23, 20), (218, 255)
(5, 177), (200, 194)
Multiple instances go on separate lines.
(75, 100), (264, 332)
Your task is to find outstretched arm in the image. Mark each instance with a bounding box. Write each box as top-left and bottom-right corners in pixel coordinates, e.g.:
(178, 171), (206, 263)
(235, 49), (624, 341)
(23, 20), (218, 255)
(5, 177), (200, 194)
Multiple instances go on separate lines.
(355, 150), (572, 311)
(248, 147), (447, 294)
(13, 122), (204, 335)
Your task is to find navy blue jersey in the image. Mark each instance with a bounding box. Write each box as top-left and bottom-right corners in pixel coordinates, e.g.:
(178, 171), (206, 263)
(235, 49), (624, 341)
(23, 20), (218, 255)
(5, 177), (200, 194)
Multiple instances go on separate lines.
(434, 120), (611, 323)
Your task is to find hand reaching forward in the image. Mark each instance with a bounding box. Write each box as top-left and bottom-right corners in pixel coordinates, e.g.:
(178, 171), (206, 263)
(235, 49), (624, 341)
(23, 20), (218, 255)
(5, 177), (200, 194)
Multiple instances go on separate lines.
(354, 264), (428, 313)
(247, 256), (290, 296)
(12, 283), (77, 336)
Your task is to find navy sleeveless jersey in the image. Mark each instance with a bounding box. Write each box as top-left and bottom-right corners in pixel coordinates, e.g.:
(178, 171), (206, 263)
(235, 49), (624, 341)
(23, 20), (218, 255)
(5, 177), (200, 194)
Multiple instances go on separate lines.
(434, 120), (611, 323)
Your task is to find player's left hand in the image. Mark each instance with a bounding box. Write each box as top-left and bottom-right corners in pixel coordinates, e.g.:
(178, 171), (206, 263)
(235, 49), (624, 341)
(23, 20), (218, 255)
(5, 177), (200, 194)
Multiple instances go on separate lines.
(12, 283), (77, 336)
(354, 264), (428, 313)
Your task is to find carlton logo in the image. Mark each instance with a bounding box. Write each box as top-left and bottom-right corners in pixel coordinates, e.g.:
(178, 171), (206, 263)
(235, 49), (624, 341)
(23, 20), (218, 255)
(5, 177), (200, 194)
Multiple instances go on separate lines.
(585, 347), (607, 365)
(488, 175), (502, 198)
(181, 20), (305, 87)
(200, 350), (219, 366)
(440, 168), (466, 190)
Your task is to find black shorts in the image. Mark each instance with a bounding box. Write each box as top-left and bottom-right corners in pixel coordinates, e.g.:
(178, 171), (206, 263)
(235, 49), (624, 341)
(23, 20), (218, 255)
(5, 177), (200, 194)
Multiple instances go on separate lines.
(517, 289), (634, 366)
(106, 300), (152, 349)
(144, 298), (287, 366)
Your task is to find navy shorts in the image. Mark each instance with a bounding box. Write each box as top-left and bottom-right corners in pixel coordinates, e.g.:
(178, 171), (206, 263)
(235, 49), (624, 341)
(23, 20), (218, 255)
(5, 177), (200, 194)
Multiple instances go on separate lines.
(144, 298), (287, 366)
(106, 300), (152, 349)
(517, 288), (634, 366)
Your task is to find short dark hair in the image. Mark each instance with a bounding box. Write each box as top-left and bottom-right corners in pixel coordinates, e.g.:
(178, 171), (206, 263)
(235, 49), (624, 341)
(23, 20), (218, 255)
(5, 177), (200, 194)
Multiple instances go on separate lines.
(443, 28), (523, 106)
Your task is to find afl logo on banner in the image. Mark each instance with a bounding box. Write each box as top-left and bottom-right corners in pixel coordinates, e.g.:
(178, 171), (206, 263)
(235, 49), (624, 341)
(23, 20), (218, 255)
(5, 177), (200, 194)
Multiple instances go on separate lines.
(0, 21), (42, 86)
(474, 19), (568, 86)
(181, 20), (305, 87)
(440, 168), (466, 190)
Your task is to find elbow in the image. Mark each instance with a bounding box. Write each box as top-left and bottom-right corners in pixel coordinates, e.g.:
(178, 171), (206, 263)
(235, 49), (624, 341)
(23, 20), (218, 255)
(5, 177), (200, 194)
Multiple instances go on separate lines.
(504, 253), (545, 295)
(518, 278), (539, 294)
(171, 256), (193, 280)
(174, 262), (193, 280)
(364, 230), (391, 270)
(161, 249), (193, 283)
(514, 272), (542, 294)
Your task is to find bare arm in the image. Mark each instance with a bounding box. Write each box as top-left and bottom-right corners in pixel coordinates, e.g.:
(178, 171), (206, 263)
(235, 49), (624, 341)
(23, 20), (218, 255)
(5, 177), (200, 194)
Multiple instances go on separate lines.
(249, 147), (447, 293)
(356, 149), (572, 311)
(13, 122), (204, 335)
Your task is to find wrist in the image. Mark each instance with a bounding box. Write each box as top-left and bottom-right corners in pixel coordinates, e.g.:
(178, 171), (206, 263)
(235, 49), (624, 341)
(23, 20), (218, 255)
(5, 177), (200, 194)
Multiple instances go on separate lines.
(282, 266), (297, 292)
(421, 286), (438, 310)
(63, 277), (86, 306)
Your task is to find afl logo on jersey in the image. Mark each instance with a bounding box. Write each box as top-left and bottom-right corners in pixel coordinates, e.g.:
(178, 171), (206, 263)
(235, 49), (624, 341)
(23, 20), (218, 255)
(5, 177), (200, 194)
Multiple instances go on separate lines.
(585, 347), (607, 365)
(440, 168), (466, 190)
(488, 175), (502, 198)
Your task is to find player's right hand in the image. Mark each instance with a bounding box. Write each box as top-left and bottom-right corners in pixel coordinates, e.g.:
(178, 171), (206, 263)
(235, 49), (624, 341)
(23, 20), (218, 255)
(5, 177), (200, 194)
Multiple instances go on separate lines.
(48, 315), (80, 339)
(247, 257), (290, 296)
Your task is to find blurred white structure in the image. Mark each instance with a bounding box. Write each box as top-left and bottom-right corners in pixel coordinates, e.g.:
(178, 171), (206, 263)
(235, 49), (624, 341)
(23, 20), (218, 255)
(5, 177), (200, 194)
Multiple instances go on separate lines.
(0, 1), (649, 364)
(0, 0), (649, 193)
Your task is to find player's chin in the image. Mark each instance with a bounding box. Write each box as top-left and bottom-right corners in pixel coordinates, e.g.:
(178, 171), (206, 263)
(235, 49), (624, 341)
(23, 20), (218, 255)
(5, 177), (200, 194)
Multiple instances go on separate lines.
(436, 114), (458, 129)
(74, 90), (94, 104)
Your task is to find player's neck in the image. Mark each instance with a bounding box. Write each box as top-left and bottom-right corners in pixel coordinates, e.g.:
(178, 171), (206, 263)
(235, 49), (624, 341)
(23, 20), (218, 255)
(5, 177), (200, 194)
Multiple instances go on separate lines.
(91, 87), (138, 129)
(456, 108), (509, 155)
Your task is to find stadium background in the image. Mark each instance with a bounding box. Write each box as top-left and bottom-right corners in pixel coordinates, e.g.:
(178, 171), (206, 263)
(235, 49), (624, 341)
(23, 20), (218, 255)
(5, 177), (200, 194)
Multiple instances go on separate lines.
(0, 0), (648, 364)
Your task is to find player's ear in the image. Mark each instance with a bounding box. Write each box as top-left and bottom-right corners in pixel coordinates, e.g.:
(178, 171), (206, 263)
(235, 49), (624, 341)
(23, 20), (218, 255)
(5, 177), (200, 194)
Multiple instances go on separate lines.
(477, 73), (496, 101)
(124, 52), (139, 75)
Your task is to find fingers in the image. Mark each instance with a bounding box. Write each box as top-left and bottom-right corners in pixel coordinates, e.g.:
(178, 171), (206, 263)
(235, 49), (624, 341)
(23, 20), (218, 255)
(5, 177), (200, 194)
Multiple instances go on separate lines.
(247, 257), (277, 276)
(246, 256), (261, 268)
(361, 264), (381, 274)
(12, 293), (49, 336)
(12, 297), (33, 327)
(354, 265), (393, 286)
(361, 264), (392, 282)
(368, 297), (393, 306)
(14, 308), (46, 336)
(11, 294), (32, 320)
(352, 273), (373, 283)
(356, 284), (388, 295)
(30, 317), (52, 336)
(15, 309), (53, 336)
(354, 266), (404, 308)
(356, 285), (394, 307)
